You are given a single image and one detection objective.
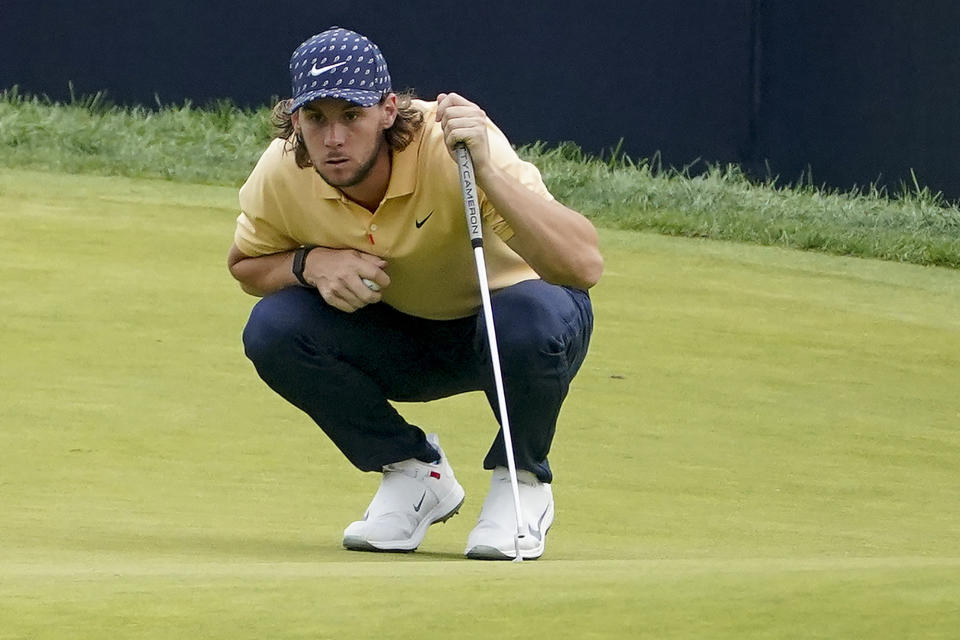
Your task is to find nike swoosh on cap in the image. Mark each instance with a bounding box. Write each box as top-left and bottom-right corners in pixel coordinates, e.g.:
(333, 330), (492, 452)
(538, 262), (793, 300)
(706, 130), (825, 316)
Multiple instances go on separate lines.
(309, 61), (348, 76)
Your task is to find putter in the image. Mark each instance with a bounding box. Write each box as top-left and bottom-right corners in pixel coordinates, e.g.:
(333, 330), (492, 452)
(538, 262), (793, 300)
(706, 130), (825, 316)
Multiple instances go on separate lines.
(455, 143), (526, 563)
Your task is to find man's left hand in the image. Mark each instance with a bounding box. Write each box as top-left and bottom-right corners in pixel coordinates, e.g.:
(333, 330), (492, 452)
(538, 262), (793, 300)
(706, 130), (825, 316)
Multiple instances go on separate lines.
(436, 92), (491, 176)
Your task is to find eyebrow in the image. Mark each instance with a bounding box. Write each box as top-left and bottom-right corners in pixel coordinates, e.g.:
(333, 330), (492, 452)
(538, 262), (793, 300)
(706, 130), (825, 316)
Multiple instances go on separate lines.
(303, 100), (365, 115)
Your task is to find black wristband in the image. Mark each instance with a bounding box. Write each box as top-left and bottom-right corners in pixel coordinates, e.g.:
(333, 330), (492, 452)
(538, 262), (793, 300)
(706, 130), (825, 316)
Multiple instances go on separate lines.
(292, 245), (317, 287)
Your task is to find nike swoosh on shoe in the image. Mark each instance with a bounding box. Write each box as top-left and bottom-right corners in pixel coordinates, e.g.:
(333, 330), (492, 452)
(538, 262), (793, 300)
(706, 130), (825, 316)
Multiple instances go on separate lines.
(413, 491), (426, 513)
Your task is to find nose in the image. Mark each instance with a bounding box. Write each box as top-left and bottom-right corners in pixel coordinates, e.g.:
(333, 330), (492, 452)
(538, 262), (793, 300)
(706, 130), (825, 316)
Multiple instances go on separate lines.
(324, 123), (346, 147)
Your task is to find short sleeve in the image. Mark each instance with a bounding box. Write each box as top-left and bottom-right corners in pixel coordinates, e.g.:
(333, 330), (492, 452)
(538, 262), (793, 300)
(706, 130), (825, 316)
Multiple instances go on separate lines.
(233, 209), (294, 257)
(233, 140), (298, 256)
(479, 119), (555, 242)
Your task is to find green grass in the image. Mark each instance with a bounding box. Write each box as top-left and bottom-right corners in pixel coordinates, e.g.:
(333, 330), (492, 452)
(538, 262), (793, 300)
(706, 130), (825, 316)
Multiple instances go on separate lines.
(1, 168), (959, 638)
(2, 88), (959, 268)
(531, 143), (960, 268)
(0, 88), (272, 184)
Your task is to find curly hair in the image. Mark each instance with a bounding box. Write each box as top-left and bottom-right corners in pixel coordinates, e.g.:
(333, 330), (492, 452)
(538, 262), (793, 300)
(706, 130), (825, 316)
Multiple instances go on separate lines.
(271, 92), (424, 169)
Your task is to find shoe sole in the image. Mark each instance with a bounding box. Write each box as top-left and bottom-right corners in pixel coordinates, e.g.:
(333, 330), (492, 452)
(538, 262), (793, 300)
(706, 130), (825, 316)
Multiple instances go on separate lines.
(464, 545), (541, 561)
(343, 492), (465, 553)
(464, 523), (551, 561)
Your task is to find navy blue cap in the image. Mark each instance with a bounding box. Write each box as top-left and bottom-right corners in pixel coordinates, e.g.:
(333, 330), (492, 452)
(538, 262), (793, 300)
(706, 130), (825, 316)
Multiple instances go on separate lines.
(288, 27), (392, 112)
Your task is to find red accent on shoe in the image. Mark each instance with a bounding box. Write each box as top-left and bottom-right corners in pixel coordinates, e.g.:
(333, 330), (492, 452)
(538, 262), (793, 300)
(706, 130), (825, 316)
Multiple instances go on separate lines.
(430, 471), (441, 479)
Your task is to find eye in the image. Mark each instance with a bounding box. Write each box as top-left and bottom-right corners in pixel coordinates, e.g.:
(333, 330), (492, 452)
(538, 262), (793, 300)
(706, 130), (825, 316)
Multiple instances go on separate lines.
(344, 111), (361, 122)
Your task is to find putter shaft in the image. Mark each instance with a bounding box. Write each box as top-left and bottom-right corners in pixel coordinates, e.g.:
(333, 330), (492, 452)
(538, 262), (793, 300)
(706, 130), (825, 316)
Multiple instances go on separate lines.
(456, 144), (526, 562)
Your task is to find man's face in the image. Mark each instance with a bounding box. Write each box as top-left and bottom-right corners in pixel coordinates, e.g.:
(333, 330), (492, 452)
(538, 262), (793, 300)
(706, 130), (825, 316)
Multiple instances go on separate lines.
(293, 96), (397, 189)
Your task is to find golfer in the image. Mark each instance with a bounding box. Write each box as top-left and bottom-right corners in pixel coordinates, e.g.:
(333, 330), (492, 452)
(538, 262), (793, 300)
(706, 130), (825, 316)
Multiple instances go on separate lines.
(227, 27), (602, 560)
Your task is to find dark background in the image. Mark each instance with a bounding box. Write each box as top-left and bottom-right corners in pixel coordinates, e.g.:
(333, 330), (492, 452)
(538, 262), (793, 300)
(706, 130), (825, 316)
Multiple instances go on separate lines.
(3, 0), (958, 201)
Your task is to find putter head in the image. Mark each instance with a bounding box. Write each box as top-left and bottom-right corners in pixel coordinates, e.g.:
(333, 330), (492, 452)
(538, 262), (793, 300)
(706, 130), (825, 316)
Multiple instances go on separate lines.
(513, 533), (525, 563)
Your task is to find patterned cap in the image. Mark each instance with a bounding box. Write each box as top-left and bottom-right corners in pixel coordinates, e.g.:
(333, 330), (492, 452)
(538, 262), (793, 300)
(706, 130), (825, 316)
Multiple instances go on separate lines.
(288, 27), (392, 112)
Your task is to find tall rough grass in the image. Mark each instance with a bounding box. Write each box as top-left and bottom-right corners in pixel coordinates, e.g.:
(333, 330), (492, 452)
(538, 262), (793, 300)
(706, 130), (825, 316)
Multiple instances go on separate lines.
(523, 142), (960, 268)
(2, 88), (959, 268)
(0, 87), (272, 184)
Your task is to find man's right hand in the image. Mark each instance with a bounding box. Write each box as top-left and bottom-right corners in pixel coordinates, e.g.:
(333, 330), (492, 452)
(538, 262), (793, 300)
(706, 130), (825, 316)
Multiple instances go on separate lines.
(302, 247), (390, 313)
(228, 244), (389, 311)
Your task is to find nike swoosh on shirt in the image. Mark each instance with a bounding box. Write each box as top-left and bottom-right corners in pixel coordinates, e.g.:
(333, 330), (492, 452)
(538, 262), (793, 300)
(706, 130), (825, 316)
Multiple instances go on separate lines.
(309, 61), (347, 76)
(415, 211), (434, 228)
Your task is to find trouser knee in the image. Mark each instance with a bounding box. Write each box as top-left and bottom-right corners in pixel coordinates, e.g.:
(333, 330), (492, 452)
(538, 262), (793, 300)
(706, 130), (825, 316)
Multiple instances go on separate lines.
(242, 288), (320, 369)
(490, 281), (592, 378)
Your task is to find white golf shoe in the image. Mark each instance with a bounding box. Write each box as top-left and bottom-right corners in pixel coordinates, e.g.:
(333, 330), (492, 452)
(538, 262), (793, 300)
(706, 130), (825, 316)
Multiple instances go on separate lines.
(464, 466), (554, 560)
(343, 434), (465, 552)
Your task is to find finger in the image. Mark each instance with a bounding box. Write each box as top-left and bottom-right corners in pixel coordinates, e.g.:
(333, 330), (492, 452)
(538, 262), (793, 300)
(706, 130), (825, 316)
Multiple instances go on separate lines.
(435, 93), (447, 121)
(439, 104), (482, 128)
(320, 280), (371, 312)
(356, 252), (388, 269)
(444, 127), (484, 153)
(439, 92), (467, 105)
(439, 111), (487, 149)
(344, 276), (383, 303)
(322, 289), (360, 313)
(355, 255), (390, 290)
(358, 267), (390, 290)
(436, 92), (472, 121)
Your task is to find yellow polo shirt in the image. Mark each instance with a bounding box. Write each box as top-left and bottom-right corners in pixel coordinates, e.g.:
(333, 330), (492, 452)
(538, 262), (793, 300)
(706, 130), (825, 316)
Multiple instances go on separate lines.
(235, 100), (549, 320)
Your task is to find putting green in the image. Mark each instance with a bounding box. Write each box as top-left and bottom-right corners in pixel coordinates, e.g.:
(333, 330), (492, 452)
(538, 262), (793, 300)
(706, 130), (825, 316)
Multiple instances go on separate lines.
(1, 169), (958, 639)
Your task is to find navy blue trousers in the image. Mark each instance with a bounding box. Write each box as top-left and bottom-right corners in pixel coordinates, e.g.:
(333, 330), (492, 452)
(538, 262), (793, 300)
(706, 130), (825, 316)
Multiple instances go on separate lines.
(241, 279), (593, 483)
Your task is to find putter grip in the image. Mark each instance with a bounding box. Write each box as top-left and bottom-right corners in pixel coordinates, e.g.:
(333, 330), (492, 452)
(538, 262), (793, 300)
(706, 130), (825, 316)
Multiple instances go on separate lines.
(455, 144), (483, 248)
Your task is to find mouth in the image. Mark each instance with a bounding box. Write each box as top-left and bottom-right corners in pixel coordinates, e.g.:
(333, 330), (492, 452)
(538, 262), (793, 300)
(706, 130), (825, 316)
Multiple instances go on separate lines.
(325, 157), (350, 167)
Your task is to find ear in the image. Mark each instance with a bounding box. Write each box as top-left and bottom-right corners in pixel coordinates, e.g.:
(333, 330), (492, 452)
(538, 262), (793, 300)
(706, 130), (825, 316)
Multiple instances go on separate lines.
(291, 109), (300, 133)
(380, 93), (398, 130)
